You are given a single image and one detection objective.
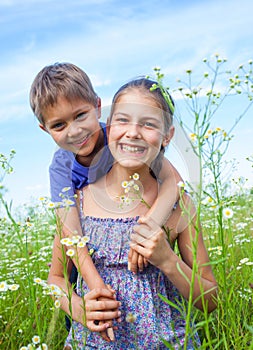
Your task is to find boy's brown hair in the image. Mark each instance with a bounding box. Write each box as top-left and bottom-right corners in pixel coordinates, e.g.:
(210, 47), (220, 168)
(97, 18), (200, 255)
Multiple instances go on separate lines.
(30, 62), (98, 124)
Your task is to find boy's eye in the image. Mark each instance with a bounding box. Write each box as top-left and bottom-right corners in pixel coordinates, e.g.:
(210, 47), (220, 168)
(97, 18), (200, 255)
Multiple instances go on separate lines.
(51, 122), (65, 130)
(76, 112), (87, 120)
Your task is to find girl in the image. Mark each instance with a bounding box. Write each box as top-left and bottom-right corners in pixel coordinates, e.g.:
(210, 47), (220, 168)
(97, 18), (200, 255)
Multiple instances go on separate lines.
(49, 78), (217, 349)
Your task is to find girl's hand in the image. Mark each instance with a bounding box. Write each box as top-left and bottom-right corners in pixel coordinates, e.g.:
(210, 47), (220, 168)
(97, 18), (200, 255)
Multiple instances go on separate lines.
(130, 216), (172, 269)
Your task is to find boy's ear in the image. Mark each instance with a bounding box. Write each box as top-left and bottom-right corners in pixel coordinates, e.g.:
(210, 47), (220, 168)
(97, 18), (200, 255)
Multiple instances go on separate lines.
(162, 125), (175, 147)
(39, 123), (49, 133)
(96, 97), (102, 119)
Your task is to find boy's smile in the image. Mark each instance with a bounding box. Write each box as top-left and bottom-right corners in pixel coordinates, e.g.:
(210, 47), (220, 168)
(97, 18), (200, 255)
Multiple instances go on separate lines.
(40, 97), (102, 162)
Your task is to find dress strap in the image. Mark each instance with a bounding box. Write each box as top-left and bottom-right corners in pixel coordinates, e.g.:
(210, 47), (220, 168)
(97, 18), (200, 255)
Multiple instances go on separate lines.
(78, 189), (84, 217)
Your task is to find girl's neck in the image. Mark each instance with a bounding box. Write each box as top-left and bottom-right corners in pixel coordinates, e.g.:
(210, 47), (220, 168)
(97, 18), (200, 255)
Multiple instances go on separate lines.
(84, 164), (159, 218)
(106, 164), (152, 193)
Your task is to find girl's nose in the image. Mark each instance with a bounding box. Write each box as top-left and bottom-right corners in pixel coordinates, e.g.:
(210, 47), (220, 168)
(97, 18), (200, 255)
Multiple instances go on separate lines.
(125, 122), (141, 139)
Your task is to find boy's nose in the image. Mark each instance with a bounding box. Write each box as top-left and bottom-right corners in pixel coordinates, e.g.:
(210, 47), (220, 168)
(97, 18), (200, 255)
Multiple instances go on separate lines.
(67, 123), (82, 138)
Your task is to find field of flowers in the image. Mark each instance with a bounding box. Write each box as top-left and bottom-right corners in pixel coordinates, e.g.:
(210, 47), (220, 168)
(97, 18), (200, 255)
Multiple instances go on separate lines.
(1, 55), (253, 349)
(0, 185), (252, 349)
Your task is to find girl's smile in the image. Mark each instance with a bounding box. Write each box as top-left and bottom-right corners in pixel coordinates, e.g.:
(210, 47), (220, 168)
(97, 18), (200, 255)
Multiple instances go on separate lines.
(108, 90), (170, 170)
(119, 142), (147, 156)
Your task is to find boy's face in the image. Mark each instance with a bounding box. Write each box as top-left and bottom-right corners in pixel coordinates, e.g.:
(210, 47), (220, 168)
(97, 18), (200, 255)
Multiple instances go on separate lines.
(40, 97), (102, 157)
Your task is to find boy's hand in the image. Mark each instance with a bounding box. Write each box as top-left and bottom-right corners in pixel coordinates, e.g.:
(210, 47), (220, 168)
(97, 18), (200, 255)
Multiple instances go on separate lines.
(96, 296), (116, 341)
(84, 287), (121, 342)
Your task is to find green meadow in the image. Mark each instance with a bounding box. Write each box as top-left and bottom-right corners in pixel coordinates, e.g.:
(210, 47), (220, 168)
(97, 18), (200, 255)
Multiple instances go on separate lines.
(1, 55), (253, 349)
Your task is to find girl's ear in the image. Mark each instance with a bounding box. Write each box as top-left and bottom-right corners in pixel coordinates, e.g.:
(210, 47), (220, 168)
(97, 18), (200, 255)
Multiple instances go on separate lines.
(162, 125), (175, 147)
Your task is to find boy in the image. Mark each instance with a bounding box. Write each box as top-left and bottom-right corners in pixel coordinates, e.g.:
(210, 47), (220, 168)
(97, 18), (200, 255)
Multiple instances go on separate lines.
(29, 62), (182, 339)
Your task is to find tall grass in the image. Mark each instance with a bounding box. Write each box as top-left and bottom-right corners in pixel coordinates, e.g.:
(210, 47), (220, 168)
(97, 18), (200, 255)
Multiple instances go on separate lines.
(1, 55), (253, 349)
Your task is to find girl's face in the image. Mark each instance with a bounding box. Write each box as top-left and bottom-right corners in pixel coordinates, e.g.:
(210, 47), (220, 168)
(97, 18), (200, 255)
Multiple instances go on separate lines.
(108, 89), (173, 171)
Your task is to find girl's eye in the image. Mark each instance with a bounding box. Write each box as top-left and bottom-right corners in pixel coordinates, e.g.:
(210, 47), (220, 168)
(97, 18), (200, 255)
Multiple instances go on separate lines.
(117, 117), (129, 123)
(143, 121), (157, 129)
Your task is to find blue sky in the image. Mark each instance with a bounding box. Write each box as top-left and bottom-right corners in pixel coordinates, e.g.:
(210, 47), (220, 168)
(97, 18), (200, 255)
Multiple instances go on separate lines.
(0, 0), (253, 208)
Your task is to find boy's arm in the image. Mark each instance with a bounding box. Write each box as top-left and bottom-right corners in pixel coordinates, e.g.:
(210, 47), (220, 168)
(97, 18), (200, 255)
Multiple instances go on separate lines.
(49, 149), (106, 289)
(56, 206), (106, 289)
(48, 235), (119, 342)
(146, 157), (182, 226)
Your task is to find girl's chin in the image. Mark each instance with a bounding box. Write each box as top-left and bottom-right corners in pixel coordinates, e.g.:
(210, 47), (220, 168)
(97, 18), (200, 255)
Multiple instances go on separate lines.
(116, 159), (148, 170)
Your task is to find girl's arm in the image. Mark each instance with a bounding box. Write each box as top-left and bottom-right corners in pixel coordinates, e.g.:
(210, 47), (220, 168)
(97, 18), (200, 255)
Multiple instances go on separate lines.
(48, 234), (121, 341)
(129, 158), (182, 273)
(130, 195), (217, 312)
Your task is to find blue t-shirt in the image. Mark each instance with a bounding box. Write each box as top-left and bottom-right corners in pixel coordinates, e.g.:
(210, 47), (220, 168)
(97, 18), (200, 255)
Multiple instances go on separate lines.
(49, 123), (113, 205)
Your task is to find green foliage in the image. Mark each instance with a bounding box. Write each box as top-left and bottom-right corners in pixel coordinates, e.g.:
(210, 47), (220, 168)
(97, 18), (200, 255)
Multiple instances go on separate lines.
(1, 191), (252, 349)
(1, 55), (253, 349)
(150, 55), (253, 349)
(0, 206), (67, 349)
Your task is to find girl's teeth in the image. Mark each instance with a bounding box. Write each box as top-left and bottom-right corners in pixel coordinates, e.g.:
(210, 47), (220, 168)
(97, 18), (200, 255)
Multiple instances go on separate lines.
(122, 145), (143, 152)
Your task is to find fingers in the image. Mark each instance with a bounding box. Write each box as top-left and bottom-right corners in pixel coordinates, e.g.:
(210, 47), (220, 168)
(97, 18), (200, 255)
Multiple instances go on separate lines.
(85, 299), (121, 313)
(87, 319), (111, 332)
(129, 242), (146, 258)
(86, 308), (120, 342)
(107, 327), (115, 341)
(106, 284), (117, 297)
(137, 253), (144, 272)
(128, 249), (138, 273)
(128, 248), (148, 272)
(84, 288), (116, 302)
(86, 321), (118, 342)
(143, 257), (149, 268)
